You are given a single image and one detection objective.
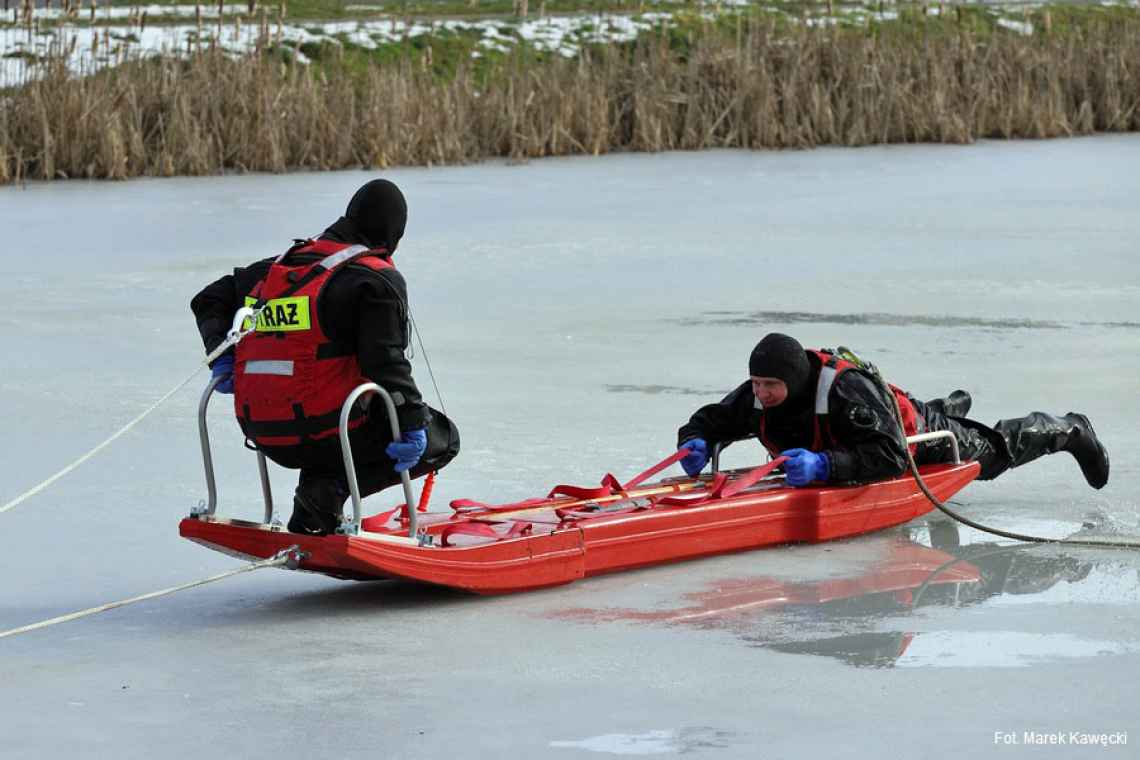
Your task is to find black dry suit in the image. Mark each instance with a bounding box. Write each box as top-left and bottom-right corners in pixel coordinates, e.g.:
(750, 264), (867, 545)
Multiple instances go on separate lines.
(191, 179), (460, 534)
(678, 334), (1109, 489)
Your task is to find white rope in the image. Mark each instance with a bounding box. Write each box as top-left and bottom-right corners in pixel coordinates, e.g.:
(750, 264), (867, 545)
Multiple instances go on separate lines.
(0, 548), (301, 640)
(0, 332), (246, 517)
(409, 312), (448, 417)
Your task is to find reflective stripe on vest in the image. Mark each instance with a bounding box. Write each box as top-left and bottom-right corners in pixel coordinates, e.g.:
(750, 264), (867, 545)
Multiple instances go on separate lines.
(234, 240), (395, 447)
(245, 360), (295, 376)
(814, 364), (840, 415)
(757, 350), (919, 456)
(315, 244), (371, 271)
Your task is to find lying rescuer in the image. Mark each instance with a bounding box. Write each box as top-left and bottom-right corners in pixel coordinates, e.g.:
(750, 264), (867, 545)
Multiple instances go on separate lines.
(676, 333), (1109, 490)
(191, 179), (460, 535)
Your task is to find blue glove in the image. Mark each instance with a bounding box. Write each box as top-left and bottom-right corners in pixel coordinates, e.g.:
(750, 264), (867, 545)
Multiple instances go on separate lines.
(680, 438), (709, 477)
(781, 448), (830, 487)
(210, 355), (234, 394)
(386, 428), (428, 473)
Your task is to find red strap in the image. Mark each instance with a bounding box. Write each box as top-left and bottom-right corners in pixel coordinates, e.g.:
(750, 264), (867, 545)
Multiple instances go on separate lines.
(417, 471), (436, 513)
(555, 504), (644, 521)
(451, 449), (694, 516)
(622, 448), (691, 489)
(600, 473), (624, 492)
(547, 449), (694, 500)
(655, 457), (787, 507)
(360, 503), (408, 532)
(361, 471), (439, 532)
(449, 497), (547, 514)
(547, 484), (616, 500)
(715, 456), (787, 500)
(654, 473), (726, 507)
(439, 520), (532, 547)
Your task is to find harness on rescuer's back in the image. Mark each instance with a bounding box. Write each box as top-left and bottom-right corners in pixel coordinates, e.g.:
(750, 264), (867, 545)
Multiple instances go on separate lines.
(758, 348), (920, 457)
(234, 239), (395, 448)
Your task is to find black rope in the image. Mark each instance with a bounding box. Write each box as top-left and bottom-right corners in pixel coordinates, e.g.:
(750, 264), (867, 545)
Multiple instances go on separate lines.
(872, 372), (1140, 551)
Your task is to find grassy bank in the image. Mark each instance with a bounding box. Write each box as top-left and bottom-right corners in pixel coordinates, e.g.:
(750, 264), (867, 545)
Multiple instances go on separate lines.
(2, 7), (1139, 183)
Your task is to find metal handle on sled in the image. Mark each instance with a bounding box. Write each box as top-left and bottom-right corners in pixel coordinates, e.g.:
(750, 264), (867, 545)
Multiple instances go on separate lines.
(709, 431), (959, 474)
(339, 382), (418, 538)
(710, 437), (752, 474)
(905, 431), (960, 464)
(197, 376), (274, 522)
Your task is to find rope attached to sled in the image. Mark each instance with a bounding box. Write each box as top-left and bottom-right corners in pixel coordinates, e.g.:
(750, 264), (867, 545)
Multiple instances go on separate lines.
(0, 547), (304, 640)
(0, 310), (265, 517)
(873, 373), (1140, 550)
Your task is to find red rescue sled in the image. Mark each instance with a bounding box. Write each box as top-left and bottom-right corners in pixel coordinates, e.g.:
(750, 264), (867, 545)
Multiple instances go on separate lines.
(181, 380), (979, 594)
(180, 461), (979, 594)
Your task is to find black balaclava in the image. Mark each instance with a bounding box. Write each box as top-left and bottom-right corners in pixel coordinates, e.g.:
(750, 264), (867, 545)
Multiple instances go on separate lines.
(748, 333), (812, 403)
(750, 332), (815, 449)
(322, 179), (408, 253)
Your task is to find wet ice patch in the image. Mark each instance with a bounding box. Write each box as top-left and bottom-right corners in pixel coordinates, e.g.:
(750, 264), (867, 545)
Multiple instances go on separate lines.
(551, 730), (678, 755)
(604, 384), (729, 397)
(988, 564), (1140, 607)
(551, 727), (733, 754)
(688, 310), (1066, 330)
(897, 631), (1135, 668)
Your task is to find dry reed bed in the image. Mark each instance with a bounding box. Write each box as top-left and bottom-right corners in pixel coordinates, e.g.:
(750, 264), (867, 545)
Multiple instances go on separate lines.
(2, 17), (1139, 184)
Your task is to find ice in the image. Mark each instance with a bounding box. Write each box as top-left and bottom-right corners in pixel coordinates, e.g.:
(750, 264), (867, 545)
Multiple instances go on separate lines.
(1, 138), (1139, 757)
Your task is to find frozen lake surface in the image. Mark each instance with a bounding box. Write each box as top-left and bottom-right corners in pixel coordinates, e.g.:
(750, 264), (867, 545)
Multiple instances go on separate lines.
(2, 137), (1139, 758)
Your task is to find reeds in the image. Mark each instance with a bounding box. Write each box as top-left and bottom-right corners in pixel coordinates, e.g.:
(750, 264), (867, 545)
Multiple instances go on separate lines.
(2, 13), (1139, 183)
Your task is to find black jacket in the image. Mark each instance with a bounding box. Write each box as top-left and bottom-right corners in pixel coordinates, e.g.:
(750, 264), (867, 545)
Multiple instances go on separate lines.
(190, 237), (429, 432)
(677, 353), (914, 484)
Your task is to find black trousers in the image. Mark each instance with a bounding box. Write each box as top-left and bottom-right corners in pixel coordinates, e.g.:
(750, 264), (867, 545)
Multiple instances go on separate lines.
(259, 406), (460, 497)
(913, 402), (1012, 480)
(914, 403), (1090, 483)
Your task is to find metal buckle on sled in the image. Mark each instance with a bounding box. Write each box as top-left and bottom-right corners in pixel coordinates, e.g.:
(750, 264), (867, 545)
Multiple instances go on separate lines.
(275, 545), (308, 570)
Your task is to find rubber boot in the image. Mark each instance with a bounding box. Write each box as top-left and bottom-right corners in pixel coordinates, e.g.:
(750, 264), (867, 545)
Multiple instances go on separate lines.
(924, 389), (972, 419)
(288, 477), (349, 535)
(993, 412), (1109, 489)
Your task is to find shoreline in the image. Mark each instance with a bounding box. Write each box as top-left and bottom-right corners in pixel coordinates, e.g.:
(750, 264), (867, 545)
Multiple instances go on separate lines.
(2, 5), (1138, 184)
(4, 133), (1140, 190)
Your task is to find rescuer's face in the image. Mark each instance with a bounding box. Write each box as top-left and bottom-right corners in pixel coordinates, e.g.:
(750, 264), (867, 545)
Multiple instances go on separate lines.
(751, 377), (788, 407)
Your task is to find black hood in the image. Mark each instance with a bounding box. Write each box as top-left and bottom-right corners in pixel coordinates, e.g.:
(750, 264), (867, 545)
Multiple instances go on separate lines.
(322, 179), (407, 252)
(749, 333), (813, 403)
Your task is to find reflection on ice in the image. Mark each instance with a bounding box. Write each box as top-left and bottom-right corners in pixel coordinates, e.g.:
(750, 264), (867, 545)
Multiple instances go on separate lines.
(551, 521), (1140, 669)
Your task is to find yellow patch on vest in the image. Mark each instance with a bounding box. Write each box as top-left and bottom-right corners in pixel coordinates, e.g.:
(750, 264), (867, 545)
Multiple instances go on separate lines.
(243, 296), (312, 332)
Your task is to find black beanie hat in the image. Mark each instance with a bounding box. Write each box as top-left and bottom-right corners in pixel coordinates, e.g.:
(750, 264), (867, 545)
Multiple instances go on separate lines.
(748, 333), (811, 395)
(344, 179), (407, 252)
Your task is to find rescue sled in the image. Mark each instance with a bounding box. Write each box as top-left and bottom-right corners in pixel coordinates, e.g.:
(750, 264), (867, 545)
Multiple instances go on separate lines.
(180, 380), (980, 594)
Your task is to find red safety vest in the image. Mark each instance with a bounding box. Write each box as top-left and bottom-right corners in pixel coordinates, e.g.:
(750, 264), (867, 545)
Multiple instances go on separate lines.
(233, 239), (394, 448)
(758, 350), (920, 457)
